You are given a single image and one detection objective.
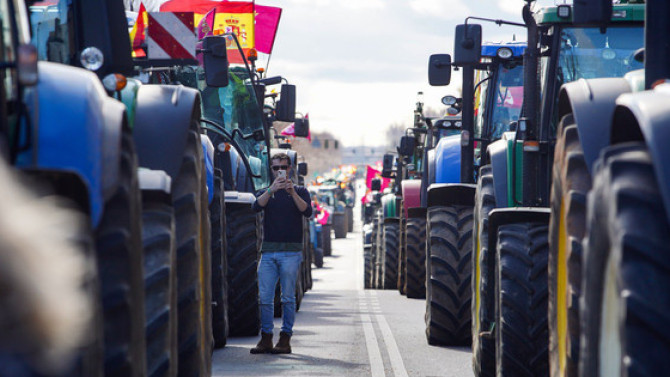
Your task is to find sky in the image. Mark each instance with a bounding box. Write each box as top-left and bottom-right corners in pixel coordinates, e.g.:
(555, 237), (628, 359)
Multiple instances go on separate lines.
(136, 0), (558, 147)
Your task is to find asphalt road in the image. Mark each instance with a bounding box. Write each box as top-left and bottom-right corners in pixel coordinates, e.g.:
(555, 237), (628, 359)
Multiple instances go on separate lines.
(212, 214), (474, 377)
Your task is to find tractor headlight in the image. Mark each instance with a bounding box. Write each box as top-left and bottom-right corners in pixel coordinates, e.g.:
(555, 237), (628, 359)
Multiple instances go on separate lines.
(497, 47), (513, 60)
(80, 47), (104, 71)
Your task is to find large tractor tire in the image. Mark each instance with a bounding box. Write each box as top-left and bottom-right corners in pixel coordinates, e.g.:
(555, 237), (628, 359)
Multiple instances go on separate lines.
(173, 130), (207, 377)
(210, 170), (229, 349)
(581, 144), (670, 377)
(198, 137), (212, 377)
(333, 212), (347, 239)
(225, 203), (261, 337)
(548, 114), (585, 377)
(425, 205), (473, 346)
(363, 244), (372, 288)
(373, 217), (383, 289)
(321, 223), (332, 256)
(303, 219), (313, 291)
(381, 220), (400, 290)
(397, 217), (407, 295)
(141, 190), (177, 377)
(472, 165), (496, 377)
(346, 206), (354, 232)
(495, 223), (549, 377)
(405, 211), (426, 299)
(95, 127), (146, 377)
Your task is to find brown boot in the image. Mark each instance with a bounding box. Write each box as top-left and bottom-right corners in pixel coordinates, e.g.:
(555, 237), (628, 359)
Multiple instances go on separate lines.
(250, 332), (273, 354)
(271, 331), (292, 354)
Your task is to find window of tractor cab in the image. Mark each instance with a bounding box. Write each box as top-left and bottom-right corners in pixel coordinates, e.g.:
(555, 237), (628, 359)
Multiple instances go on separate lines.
(29, 0), (75, 65)
(488, 62), (523, 141)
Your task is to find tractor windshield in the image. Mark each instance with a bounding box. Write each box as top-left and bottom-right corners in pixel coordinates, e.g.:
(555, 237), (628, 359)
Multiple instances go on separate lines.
(29, 0), (74, 65)
(489, 62), (523, 140)
(174, 35), (270, 189)
(557, 26), (643, 84)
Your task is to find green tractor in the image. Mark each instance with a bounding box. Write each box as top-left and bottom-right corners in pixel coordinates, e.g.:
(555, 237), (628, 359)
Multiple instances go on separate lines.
(552, 1), (670, 376)
(463, 2), (644, 377)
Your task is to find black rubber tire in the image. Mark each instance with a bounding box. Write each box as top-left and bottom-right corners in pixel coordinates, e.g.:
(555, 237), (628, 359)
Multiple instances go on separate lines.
(581, 144), (670, 377)
(397, 217), (407, 295)
(472, 165), (496, 377)
(373, 216), (383, 289)
(173, 130), (207, 377)
(346, 206), (354, 232)
(210, 170), (229, 349)
(495, 223), (549, 377)
(197, 134), (212, 377)
(363, 245), (372, 288)
(333, 212), (347, 239)
(225, 203), (261, 337)
(295, 269), (304, 312)
(382, 221), (399, 290)
(425, 205), (473, 346)
(322, 223), (332, 256)
(95, 127), (145, 377)
(405, 216), (426, 299)
(142, 190), (177, 377)
(548, 115), (586, 377)
(314, 248), (324, 268)
(369, 220), (379, 289)
(303, 218), (313, 291)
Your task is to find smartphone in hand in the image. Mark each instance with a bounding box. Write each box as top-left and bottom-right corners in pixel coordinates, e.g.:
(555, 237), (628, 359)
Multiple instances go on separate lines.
(277, 170), (286, 179)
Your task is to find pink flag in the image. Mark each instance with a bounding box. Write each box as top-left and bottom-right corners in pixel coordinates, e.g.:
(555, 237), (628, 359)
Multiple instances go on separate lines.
(280, 123), (295, 137)
(255, 5), (282, 54)
(197, 7), (216, 40)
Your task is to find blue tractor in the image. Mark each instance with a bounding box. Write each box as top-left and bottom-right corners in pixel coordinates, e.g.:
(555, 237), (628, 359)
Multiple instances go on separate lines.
(28, 1), (216, 376)
(424, 40), (525, 347)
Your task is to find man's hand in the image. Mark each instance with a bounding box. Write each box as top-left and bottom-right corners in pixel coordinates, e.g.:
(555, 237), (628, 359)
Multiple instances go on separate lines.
(285, 179), (296, 196)
(270, 176), (286, 193)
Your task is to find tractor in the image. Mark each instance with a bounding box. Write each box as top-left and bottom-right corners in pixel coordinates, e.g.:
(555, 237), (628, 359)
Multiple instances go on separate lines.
(424, 39), (525, 347)
(29, 1), (222, 375)
(552, 1), (670, 376)
(448, 2), (644, 376)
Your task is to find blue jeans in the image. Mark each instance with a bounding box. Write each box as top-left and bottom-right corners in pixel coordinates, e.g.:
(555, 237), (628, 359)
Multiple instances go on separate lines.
(258, 251), (303, 335)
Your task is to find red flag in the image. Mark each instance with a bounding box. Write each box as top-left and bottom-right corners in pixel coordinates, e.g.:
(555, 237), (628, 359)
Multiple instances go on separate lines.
(129, 3), (148, 58)
(197, 6), (216, 39)
(255, 5), (282, 54)
(280, 123), (295, 137)
(365, 165), (391, 191)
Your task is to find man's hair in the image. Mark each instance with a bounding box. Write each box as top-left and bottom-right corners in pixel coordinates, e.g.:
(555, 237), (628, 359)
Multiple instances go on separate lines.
(271, 152), (291, 166)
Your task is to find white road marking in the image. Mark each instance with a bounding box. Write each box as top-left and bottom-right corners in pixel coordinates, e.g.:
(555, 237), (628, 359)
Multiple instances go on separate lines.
(375, 311), (410, 377)
(360, 297), (386, 377)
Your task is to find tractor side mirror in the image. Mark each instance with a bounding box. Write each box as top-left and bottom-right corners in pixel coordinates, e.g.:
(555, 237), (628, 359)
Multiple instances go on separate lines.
(201, 36), (229, 87)
(453, 24), (482, 66)
(294, 117), (310, 137)
(573, 1), (611, 25)
(428, 54), (452, 86)
(399, 136), (415, 156)
(371, 178), (382, 192)
(381, 153), (394, 178)
(276, 84), (296, 122)
(17, 44), (38, 86)
(298, 162), (308, 176)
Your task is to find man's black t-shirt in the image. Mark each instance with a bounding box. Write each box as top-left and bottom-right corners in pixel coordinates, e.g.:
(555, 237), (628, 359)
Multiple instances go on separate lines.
(252, 186), (312, 252)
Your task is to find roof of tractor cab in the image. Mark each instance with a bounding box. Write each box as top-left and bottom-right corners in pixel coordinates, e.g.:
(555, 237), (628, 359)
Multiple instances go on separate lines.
(535, 2), (645, 25)
(481, 42), (526, 58)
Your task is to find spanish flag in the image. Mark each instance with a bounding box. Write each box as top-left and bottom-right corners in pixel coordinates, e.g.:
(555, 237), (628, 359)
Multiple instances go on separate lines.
(129, 3), (148, 58)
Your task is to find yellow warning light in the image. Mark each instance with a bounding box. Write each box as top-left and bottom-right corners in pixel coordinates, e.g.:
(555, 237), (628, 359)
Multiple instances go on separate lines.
(247, 48), (258, 61)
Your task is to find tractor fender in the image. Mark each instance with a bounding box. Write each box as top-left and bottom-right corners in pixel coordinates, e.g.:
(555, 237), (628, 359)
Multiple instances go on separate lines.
(23, 62), (123, 227)
(487, 207), (550, 252)
(610, 84), (670, 224)
(557, 77), (633, 174)
(133, 84), (201, 180)
(401, 180), (421, 218)
(433, 134), (461, 184)
(224, 191), (256, 205)
(426, 183), (476, 208)
(487, 139), (508, 208)
(201, 134), (215, 204)
(407, 207), (427, 219)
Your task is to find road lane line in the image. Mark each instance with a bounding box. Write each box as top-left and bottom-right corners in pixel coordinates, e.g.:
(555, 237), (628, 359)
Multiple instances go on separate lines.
(360, 309), (386, 377)
(375, 310), (409, 377)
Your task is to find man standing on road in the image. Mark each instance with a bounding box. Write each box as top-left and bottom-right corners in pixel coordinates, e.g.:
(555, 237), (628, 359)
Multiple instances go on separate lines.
(251, 152), (312, 354)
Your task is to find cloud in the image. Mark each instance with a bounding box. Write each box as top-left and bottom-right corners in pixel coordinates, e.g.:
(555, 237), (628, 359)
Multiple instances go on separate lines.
(497, 0), (525, 15)
(409, 0), (471, 20)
